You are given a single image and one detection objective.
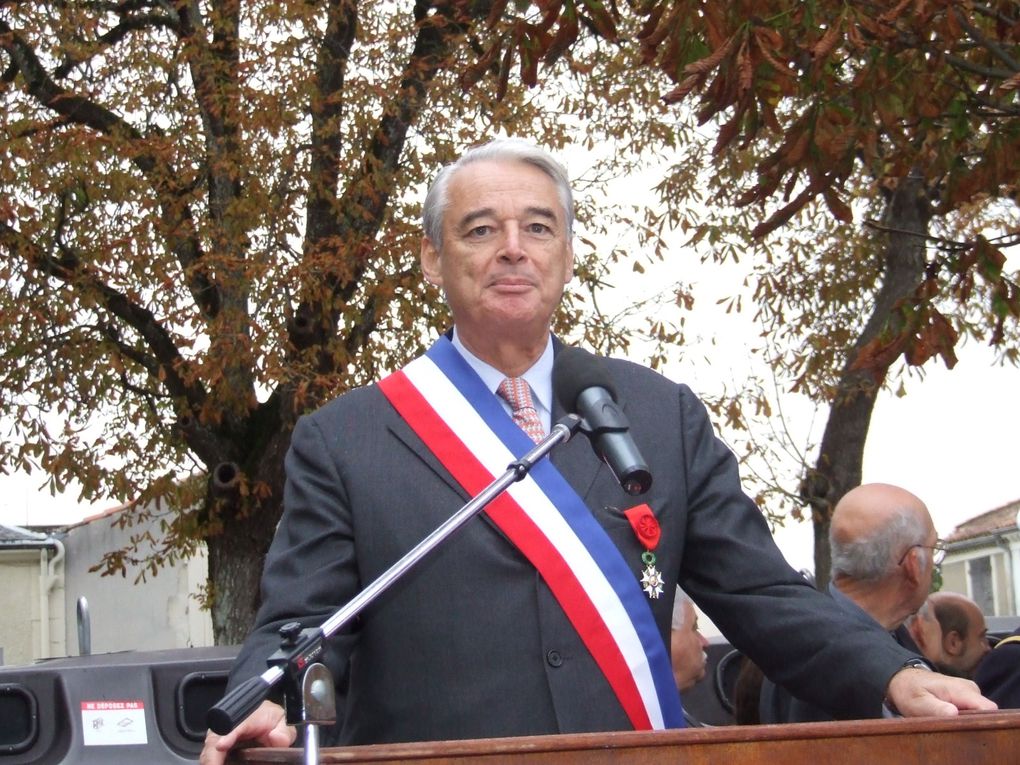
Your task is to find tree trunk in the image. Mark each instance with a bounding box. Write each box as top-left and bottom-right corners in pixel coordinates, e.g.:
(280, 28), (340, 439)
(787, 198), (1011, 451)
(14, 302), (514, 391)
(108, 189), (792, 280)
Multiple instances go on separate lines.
(801, 174), (932, 587)
(205, 419), (294, 645)
(207, 510), (278, 645)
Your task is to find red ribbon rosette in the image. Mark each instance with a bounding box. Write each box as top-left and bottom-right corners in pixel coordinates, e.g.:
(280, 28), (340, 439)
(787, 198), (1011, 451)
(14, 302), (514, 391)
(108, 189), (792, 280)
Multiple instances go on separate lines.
(623, 503), (660, 552)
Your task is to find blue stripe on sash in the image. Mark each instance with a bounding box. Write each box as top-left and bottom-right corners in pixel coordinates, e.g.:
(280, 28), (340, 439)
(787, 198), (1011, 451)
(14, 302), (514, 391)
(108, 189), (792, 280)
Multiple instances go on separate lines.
(425, 338), (683, 728)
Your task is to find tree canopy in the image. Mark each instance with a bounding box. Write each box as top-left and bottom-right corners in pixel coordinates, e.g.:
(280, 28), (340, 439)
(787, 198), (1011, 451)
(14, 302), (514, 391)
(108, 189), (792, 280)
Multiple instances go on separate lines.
(635, 0), (1020, 581)
(0, 1), (688, 641)
(3, 0), (1019, 641)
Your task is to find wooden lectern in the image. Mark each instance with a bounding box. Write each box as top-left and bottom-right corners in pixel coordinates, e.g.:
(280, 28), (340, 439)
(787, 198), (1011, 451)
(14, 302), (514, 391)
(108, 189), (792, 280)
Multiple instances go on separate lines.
(231, 711), (1020, 764)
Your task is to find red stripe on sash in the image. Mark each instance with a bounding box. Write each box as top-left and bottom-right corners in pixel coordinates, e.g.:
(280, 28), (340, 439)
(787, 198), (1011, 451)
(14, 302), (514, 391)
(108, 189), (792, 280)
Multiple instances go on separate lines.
(382, 370), (652, 728)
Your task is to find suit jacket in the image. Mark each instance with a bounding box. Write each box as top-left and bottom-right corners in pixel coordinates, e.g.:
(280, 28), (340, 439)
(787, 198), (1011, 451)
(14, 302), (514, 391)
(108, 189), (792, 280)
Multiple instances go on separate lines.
(228, 348), (916, 744)
(975, 629), (1020, 708)
(758, 583), (908, 723)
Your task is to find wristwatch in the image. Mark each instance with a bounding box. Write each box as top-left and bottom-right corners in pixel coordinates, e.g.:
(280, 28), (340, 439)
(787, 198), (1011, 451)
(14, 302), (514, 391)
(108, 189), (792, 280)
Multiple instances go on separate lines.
(884, 657), (934, 716)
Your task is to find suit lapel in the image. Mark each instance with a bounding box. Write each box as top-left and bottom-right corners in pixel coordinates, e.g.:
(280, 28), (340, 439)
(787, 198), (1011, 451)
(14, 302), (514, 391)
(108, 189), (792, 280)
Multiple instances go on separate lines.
(388, 400), (608, 548)
(386, 414), (471, 503)
(549, 398), (604, 503)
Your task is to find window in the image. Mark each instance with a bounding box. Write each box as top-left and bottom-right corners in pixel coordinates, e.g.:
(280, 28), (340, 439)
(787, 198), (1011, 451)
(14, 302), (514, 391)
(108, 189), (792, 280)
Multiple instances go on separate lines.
(969, 556), (994, 615)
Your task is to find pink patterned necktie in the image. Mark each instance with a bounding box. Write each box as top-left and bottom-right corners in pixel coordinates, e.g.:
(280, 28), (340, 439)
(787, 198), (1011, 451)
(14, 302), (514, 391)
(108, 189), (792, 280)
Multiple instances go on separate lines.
(497, 377), (545, 443)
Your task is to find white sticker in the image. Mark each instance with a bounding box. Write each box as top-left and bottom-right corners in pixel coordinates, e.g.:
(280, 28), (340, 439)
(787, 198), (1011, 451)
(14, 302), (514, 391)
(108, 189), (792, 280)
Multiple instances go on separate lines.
(81, 700), (148, 746)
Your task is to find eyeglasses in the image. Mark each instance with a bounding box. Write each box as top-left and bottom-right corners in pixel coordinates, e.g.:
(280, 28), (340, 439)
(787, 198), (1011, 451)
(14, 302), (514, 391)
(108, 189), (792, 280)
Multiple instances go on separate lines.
(897, 540), (947, 567)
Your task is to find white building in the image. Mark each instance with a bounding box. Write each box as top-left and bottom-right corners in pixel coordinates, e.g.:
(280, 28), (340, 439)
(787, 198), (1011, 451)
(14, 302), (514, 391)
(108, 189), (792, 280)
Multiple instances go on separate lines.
(0, 524), (65, 666)
(0, 503), (212, 667)
(942, 499), (1020, 617)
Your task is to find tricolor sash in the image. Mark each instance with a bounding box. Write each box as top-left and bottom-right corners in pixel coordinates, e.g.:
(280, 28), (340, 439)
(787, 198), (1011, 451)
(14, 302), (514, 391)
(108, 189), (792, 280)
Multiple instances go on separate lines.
(377, 338), (683, 730)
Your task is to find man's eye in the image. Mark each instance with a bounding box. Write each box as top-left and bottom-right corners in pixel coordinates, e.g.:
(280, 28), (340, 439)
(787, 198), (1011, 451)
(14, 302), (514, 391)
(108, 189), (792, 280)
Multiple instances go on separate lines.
(468, 225), (492, 237)
(526, 223), (552, 234)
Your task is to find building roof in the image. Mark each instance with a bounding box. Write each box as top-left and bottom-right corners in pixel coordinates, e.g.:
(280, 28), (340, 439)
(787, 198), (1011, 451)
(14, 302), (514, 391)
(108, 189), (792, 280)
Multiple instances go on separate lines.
(75, 501), (130, 526)
(0, 523), (52, 545)
(947, 498), (1020, 544)
(9, 501), (130, 534)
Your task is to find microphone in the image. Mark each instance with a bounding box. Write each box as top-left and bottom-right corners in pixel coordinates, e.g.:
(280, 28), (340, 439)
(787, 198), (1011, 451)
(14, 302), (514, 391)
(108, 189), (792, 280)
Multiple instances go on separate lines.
(553, 346), (652, 495)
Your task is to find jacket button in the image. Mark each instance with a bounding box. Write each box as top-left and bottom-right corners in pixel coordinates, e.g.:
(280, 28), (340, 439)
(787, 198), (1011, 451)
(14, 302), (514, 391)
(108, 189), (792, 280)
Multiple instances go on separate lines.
(546, 649), (563, 667)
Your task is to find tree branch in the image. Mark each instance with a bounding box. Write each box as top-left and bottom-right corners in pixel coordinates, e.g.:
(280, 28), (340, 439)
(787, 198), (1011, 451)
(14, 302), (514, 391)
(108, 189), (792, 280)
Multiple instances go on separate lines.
(303, 0), (358, 253)
(0, 15), (222, 320)
(176, 0), (244, 229)
(53, 13), (180, 79)
(174, 0), (255, 404)
(952, 6), (1020, 74)
(292, 1), (478, 369)
(0, 218), (212, 428)
(944, 52), (1017, 83)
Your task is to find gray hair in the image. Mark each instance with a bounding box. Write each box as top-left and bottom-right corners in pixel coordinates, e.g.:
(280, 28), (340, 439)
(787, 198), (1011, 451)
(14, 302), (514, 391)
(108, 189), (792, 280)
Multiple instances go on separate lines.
(671, 586), (693, 630)
(421, 138), (574, 251)
(829, 509), (929, 581)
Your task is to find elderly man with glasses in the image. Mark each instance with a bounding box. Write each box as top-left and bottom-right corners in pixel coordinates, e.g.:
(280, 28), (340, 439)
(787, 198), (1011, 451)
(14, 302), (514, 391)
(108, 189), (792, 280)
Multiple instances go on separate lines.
(760, 483), (950, 723)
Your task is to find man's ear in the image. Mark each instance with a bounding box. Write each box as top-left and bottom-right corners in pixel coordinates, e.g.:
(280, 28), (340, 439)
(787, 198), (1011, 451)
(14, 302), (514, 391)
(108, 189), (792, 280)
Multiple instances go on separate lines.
(903, 548), (923, 586)
(943, 630), (964, 657)
(421, 237), (442, 287)
(562, 242), (575, 286)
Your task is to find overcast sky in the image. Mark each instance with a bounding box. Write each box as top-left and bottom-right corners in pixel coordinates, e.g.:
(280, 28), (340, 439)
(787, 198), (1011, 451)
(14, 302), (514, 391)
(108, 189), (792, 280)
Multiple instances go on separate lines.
(773, 345), (1020, 572)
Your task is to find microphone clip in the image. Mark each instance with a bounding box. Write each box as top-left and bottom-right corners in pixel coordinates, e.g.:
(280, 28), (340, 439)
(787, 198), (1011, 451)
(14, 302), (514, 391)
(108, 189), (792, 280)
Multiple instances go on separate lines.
(574, 392), (631, 440)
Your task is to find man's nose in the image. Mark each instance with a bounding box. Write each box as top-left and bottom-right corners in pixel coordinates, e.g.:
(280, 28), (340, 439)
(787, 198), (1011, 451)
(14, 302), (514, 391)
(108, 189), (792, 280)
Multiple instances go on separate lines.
(498, 223), (525, 260)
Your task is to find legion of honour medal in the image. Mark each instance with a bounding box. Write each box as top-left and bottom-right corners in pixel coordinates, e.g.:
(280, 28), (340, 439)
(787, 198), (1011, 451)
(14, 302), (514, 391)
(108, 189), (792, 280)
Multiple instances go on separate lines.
(623, 504), (664, 599)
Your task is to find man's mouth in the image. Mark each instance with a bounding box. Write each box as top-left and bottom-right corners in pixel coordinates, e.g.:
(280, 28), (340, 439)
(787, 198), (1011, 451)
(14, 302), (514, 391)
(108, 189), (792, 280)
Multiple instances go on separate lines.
(489, 276), (535, 291)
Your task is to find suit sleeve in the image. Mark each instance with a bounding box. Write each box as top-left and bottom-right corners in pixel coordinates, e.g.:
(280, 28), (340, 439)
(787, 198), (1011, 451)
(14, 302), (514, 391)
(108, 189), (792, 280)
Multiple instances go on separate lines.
(226, 410), (360, 700)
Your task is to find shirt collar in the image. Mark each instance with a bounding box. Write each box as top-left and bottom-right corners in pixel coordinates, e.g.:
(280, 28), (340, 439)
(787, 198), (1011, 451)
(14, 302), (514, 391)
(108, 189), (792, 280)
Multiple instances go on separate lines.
(450, 329), (555, 418)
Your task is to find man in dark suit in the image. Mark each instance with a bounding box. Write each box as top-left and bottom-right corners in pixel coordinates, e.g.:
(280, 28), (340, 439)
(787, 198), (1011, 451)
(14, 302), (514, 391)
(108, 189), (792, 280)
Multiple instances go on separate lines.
(976, 627), (1020, 707)
(201, 139), (993, 763)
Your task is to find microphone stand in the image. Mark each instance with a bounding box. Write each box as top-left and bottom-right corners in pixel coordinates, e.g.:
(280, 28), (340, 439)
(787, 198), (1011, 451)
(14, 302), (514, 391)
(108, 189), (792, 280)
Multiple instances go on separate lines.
(207, 414), (584, 764)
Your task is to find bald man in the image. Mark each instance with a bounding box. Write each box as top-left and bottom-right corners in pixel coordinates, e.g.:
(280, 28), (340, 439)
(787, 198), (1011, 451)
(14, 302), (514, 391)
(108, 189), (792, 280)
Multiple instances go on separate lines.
(826, 483), (941, 630)
(760, 483), (949, 723)
(928, 592), (990, 678)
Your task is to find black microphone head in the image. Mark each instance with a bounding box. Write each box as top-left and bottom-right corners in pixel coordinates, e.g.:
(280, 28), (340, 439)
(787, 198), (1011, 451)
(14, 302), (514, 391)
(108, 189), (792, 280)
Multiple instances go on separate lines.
(553, 346), (617, 414)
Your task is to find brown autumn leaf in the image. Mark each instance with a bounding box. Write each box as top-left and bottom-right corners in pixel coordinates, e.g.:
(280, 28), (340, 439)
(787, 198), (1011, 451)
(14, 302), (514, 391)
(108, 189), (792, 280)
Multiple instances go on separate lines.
(662, 73), (703, 104)
(822, 187), (853, 223)
(543, 12), (580, 64)
(752, 26), (794, 77)
(878, 0), (913, 25)
(905, 310), (959, 368)
(579, 0), (618, 42)
(809, 19), (842, 62)
(1000, 71), (1020, 92)
(683, 31), (741, 77)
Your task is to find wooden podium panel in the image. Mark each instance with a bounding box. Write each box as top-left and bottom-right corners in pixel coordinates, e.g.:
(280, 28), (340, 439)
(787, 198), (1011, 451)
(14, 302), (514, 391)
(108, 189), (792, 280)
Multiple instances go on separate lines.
(233, 711), (1020, 764)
